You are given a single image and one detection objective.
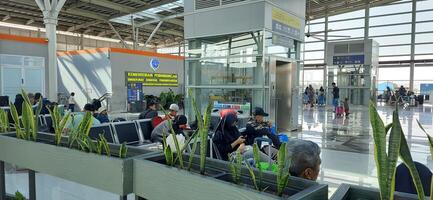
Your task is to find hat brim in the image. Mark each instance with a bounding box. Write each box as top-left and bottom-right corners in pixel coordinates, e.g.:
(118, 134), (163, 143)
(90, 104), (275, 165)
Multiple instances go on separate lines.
(263, 113), (269, 117)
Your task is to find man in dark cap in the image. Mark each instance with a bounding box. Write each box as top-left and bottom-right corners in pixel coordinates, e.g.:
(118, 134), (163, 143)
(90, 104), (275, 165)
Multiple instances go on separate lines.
(244, 107), (281, 153)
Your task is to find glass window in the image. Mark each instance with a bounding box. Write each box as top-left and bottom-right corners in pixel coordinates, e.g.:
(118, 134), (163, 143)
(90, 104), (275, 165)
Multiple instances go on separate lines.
(372, 34), (411, 46)
(370, 2), (412, 16)
(305, 51), (324, 60)
(369, 13), (412, 26)
(328, 18), (365, 30)
(415, 44), (433, 54)
(416, 33), (433, 43)
(379, 56), (410, 62)
(379, 45), (411, 56)
(303, 69), (324, 89)
(416, 10), (433, 22)
(414, 65), (433, 93)
(417, 0), (433, 11)
(305, 36), (323, 43)
(186, 56), (264, 86)
(416, 21), (433, 32)
(378, 67), (410, 89)
(305, 23), (325, 32)
(415, 54), (433, 60)
(304, 60), (324, 65)
(369, 24), (411, 36)
(328, 29), (364, 39)
(305, 42), (324, 51)
(328, 9), (365, 21)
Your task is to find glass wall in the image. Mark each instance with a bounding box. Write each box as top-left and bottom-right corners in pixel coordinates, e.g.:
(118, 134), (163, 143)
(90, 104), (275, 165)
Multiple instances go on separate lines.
(302, 0), (433, 93)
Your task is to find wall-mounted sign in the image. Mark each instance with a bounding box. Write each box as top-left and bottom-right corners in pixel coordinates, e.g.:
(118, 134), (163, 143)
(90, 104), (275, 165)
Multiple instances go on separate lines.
(272, 34), (294, 48)
(126, 71), (178, 87)
(333, 55), (365, 65)
(272, 7), (302, 41)
(150, 58), (160, 71)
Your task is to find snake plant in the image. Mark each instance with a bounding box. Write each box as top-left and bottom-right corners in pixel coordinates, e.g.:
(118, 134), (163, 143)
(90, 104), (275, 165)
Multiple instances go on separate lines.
(9, 89), (42, 140)
(163, 132), (174, 166)
(228, 150), (243, 185)
(188, 89), (213, 175)
(252, 143), (264, 191)
(48, 105), (71, 145)
(119, 142), (128, 158)
(276, 142), (290, 197)
(0, 109), (9, 133)
(417, 120), (433, 200)
(13, 191), (25, 200)
(68, 112), (93, 148)
(245, 158), (259, 191)
(370, 103), (425, 200)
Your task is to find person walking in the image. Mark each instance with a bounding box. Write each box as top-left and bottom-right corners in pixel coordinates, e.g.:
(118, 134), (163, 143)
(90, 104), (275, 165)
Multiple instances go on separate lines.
(308, 85), (315, 108)
(332, 82), (340, 111)
(68, 92), (76, 112)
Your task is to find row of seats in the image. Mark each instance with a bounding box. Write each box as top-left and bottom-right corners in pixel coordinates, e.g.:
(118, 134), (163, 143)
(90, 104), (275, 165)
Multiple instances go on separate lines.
(37, 114), (152, 146)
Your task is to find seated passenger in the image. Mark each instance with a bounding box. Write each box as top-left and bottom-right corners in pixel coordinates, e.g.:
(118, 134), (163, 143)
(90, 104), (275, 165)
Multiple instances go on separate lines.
(286, 139), (321, 181)
(139, 101), (158, 119)
(212, 112), (271, 162)
(245, 107), (281, 149)
(94, 107), (109, 123)
(34, 93), (51, 115)
(151, 114), (187, 143)
(67, 103), (101, 130)
(163, 103), (179, 121)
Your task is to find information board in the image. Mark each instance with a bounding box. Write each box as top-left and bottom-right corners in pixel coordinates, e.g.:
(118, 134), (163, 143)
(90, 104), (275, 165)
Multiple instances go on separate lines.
(126, 71), (178, 87)
(333, 55), (365, 65)
(272, 7), (302, 41)
(420, 83), (433, 95)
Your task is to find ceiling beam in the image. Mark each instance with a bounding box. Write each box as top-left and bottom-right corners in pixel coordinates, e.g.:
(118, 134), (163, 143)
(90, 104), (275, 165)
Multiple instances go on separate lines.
(78, 0), (135, 14)
(2, 15), (11, 21)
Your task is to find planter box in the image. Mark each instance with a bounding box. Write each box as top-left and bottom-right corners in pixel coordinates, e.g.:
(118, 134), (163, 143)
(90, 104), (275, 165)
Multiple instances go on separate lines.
(330, 184), (420, 200)
(0, 133), (155, 196)
(133, 153), (327, 200)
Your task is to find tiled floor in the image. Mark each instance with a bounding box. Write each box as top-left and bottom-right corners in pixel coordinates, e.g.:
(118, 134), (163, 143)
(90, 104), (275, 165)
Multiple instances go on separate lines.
(290, 103), (433, 196)
(3, 103), (433, 199)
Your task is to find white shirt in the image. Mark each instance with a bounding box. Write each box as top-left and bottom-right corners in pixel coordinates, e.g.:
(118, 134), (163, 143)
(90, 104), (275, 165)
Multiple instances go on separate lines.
(68, 96), (76, 104)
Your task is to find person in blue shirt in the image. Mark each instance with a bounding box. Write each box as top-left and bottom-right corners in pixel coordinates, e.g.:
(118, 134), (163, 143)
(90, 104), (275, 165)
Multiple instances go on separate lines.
(67, 103), (100, 131)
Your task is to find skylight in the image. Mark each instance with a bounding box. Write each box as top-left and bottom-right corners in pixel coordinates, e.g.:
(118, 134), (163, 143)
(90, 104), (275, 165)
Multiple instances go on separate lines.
(110, 0), (184, 26)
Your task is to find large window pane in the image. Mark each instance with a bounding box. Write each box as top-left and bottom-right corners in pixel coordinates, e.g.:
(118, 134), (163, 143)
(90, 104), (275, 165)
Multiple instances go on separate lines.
(305, 51), (324, 60)
(415, 44), (433, 54)
(416, 22), (433, 32)
(416, 33), (433, 43)
(303, 69), (324, 89)
(369, 13), (411, 26)
(305, 23), (325, 32)
(416, 11), (433, 22)
(372, 34), (411, 46)
(369, 24), (411, 36)
(379, 56), (410, 62)
(370, 2), (412, 16)
(328, 29), (364, 39)
(378, 67), (410, 89)
(414, 66), (433, 93)
(328, 18), (365, 30)
(304, 60), (324, 65)
(379, 45), (411, 56)
(328, 9), (365, 21)
(305, 42), (324, 51)
(417, 0), (433, 11)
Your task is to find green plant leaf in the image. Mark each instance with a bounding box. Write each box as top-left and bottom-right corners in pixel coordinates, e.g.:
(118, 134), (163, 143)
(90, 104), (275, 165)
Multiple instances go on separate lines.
(253, 143), (263, 190)
(187, 131), (199, 171)
(416, 119), (433, 200)
(277, 142), (290, 197)
(385, 109), (403, 200)
(245, 160), (259, 191)
(13, 191), (26, 200)
(99, 134), (110, 156)
(167, 119), (184, 169)
(163, 132), (174, 166)
(119, 142), (128, 158)
(369, 102), (389, 200)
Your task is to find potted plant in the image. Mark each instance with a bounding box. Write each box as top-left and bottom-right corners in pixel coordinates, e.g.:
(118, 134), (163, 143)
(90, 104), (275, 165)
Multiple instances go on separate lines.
(132, 89), (327, 200)
(330, 103), (425, 200)
(159, 89), (184, 110)
(0, 89), (154, 199)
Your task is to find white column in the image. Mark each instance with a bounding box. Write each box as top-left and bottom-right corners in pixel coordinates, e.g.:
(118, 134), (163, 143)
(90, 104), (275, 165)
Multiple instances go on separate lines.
(36, 0), (66, 101)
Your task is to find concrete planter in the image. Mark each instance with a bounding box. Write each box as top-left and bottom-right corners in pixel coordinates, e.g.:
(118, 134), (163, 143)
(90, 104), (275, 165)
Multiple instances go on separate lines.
(133, 153), (328, 200)
(0, 133), (153, 196)
(330, 184), (420, 200)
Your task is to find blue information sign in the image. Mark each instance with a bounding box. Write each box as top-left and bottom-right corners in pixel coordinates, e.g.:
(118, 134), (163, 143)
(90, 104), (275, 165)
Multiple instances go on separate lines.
(333, 55), (365, 65)
(420, 83), (433, 95)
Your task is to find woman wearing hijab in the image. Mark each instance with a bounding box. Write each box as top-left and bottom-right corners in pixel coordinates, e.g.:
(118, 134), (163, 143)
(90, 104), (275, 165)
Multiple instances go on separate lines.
(212, 112), (272, 162)
(13, 94), (25, 116)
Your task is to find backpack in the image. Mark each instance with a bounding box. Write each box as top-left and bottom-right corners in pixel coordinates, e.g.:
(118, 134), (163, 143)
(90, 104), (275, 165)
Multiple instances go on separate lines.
(151, 116), (164, 128)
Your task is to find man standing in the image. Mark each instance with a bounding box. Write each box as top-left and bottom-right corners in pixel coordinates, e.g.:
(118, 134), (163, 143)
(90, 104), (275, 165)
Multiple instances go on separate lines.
(68, 92), (76, 112)
(332, 82), (340, 111)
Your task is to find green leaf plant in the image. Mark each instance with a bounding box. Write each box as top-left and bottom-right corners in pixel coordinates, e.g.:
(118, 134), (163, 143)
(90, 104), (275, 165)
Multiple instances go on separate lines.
(48, 105), (71, 145)
(228, 150), (243, 185)
(9, 89), (42, 140)
(0, 109), (9, 133)
(370, 103), (425, 200)
(252, 143), (264, 191)
(417, 119), (433, 200)
(119, 142), (128, 158)
(162, 132), (174, 166)
(13, 191), (25, 200)
(276, 142), (290, 197)
(188, 89), (213, 175)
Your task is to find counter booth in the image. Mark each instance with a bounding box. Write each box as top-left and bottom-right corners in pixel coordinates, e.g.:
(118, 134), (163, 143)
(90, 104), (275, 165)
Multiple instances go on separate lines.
(183, 0), (305, 132)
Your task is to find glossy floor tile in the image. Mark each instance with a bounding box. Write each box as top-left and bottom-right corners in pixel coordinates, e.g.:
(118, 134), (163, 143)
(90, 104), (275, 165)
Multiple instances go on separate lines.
(289, 103), (433, 196)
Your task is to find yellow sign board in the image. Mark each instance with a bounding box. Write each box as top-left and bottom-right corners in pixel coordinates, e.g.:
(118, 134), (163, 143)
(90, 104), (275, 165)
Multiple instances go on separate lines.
(126, 71), (178, 87)
(272, 7), (301, 29)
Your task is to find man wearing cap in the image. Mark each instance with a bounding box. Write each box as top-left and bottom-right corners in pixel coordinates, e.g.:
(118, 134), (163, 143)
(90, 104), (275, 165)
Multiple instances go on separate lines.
(163, 103), (179, 120)
(245, 107), (281, 153)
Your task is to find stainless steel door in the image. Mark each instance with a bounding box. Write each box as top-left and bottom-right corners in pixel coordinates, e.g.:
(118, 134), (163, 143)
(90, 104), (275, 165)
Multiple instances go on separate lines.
(276, 61), (292, 132)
